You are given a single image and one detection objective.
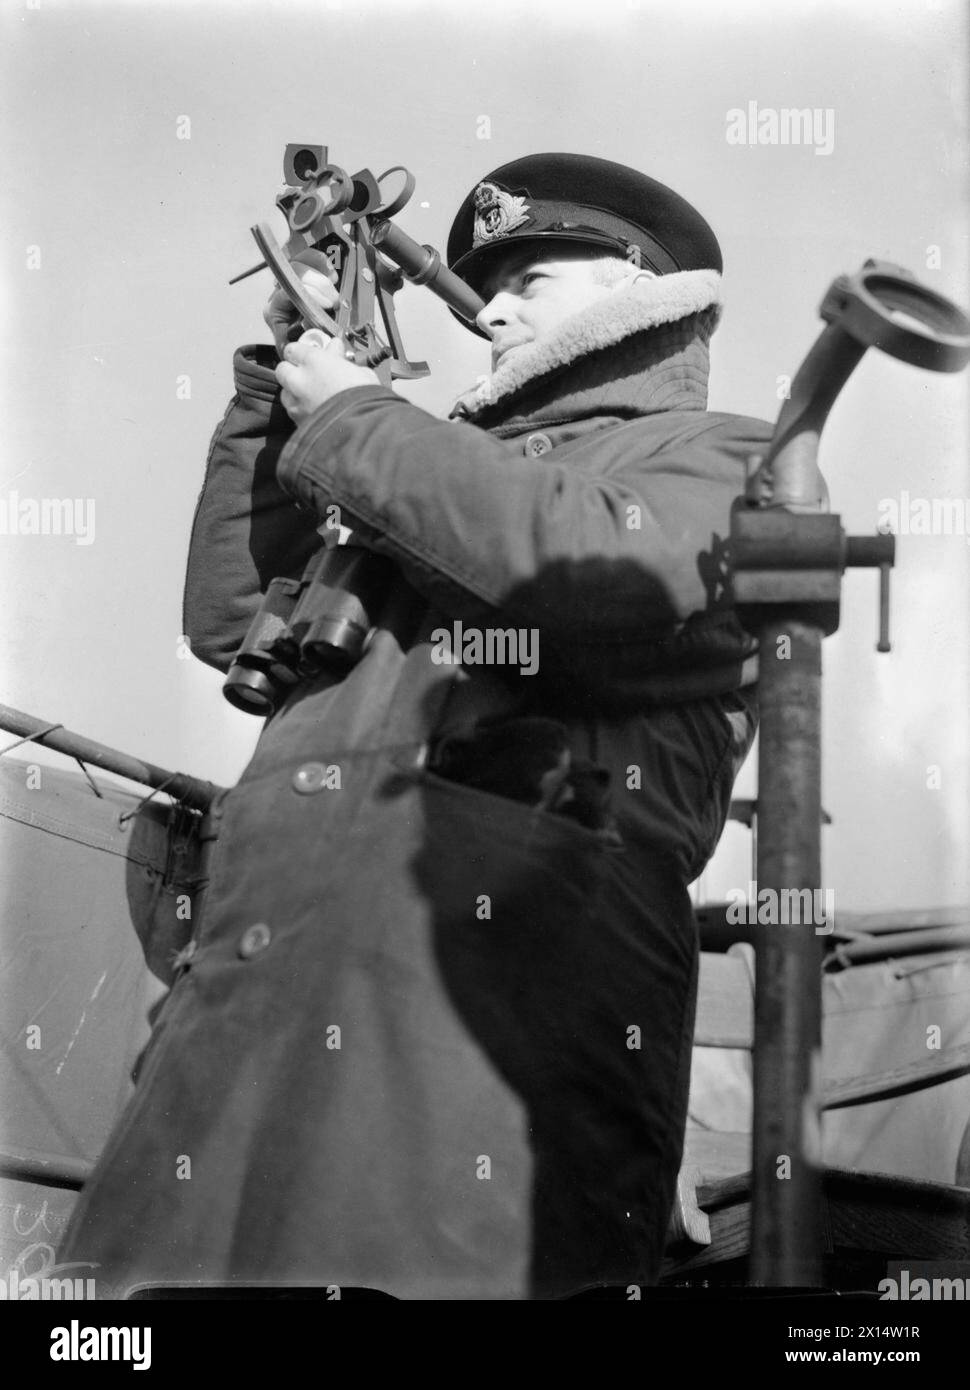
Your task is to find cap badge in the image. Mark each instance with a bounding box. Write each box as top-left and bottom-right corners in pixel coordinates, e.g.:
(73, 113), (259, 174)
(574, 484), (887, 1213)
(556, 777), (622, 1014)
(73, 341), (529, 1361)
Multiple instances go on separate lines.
(471, 182), (531, 247)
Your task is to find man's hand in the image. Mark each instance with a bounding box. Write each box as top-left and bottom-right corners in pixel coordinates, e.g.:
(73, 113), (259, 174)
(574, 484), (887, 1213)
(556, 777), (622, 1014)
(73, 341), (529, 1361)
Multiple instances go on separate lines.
(263, 256), (342, 356)
(276, 331), (381, 424)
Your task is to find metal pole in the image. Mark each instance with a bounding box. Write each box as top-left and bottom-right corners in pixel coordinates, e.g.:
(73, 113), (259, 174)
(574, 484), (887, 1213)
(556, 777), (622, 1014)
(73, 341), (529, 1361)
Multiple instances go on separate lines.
(749, 619), (825, 1285)
(732, 257), (970, 1283)
(0, 702), (222, 812)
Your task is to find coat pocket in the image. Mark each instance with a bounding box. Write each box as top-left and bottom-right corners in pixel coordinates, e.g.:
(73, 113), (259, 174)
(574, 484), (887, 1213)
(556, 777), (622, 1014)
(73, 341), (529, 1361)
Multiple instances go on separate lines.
(423, 716), (625, 851)
(416, 763), (626, 855)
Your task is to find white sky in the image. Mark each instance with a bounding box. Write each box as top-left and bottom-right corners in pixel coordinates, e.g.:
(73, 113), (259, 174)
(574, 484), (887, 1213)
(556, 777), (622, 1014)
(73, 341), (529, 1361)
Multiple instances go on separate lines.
(1, 0), (967, 912)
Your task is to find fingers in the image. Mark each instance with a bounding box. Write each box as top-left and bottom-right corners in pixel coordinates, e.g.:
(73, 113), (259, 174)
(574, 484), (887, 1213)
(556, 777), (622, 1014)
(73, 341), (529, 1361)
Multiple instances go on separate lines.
(264, 274), (336, 325)
(295, 267), (340, 309)
(263, 265), (340, 352)
(263, 294), (300, 354)
(281, 332), (344, 365)
(295, 329), (331, 353)
(291, 248), (340, 285)
(275, 361), (298, 393)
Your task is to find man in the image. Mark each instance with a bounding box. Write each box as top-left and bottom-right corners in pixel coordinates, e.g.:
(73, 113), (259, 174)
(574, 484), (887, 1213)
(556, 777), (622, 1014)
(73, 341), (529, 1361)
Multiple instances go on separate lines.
(60, 153), (772, 1299)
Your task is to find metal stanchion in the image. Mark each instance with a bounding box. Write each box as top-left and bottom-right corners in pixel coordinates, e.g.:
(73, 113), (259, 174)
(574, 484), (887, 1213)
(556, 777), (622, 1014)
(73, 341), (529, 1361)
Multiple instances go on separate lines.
(730, 260), (970, 1285)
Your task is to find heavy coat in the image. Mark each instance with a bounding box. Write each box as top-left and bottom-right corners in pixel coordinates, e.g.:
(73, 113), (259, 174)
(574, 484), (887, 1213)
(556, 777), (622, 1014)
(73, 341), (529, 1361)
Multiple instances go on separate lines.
(61, 270), (773, 1299)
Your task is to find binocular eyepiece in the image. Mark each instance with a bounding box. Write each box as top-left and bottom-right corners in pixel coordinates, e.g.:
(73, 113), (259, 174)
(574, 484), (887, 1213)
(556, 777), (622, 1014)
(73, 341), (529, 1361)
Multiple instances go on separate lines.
(223, 544), (395, 716)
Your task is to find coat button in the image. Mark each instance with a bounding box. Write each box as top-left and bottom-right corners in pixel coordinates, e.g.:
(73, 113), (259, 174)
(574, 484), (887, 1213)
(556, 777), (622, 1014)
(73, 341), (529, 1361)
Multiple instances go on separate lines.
(524, 432), (553, 457)
(238, 923), (272, 959)
(293, 762), (329, 794)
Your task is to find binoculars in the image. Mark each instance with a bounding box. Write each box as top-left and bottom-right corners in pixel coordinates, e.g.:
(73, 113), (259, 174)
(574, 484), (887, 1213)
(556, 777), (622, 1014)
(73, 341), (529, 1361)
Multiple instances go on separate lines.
(222, 542), (395, 716)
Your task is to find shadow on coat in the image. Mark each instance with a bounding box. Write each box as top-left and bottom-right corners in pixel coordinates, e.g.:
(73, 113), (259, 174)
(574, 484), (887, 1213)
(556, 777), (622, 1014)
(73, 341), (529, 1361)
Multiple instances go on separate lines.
(397, 552), (744, 1297)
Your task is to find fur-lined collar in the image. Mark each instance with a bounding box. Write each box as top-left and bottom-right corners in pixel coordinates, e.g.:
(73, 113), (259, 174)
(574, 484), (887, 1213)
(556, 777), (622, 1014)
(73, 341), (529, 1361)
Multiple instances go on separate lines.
(452, 268), (722, 423)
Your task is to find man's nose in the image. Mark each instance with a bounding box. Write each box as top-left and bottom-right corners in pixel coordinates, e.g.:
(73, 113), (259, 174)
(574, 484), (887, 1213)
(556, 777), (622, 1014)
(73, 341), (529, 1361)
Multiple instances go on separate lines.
(476, 292), (516, 337)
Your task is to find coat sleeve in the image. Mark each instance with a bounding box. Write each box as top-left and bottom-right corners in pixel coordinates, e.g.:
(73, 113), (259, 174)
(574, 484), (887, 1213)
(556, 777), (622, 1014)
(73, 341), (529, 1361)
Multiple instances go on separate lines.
(275, 384), (771, 654)
(182, 345), (324, 672)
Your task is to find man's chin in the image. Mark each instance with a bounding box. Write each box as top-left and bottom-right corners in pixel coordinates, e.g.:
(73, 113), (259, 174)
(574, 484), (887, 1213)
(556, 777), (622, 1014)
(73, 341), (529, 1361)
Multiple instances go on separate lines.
(493, 343), (529, 370)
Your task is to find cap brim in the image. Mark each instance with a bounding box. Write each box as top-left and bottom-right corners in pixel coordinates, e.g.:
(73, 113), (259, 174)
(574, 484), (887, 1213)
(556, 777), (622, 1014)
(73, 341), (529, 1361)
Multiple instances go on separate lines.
(449, 230), (635, 337)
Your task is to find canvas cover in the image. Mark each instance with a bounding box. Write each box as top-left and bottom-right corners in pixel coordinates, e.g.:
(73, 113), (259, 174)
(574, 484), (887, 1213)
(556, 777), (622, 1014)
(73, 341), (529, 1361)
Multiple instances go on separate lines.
(686, 941), (970, 1188)
(0, 755), (200, 1284)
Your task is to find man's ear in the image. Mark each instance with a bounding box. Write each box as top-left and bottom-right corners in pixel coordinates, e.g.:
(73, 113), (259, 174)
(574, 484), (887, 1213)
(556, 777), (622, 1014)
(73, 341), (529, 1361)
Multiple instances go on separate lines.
(628, 269), (659, 286)
(602, 266), (659, 296)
